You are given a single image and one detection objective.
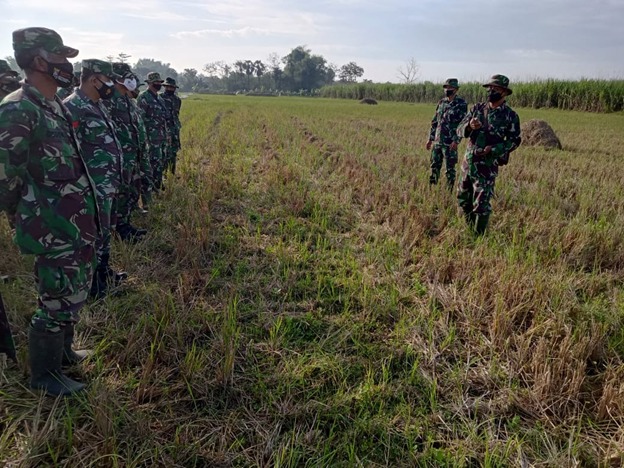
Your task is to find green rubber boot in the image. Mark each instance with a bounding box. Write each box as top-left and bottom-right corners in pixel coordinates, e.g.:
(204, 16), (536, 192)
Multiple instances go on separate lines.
(475, 214), (490, 236)
(62, 323), (92, 367)
(29, 321), (86, 396)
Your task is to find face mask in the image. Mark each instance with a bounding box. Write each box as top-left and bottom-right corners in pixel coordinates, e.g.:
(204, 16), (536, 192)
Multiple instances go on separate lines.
(445, 89), (454, 97)
(96, 78), (115, 100)
(164, 89), (175, 95)
(122, 77), (137, 91)
(487, 89), (503, 103)
(44, 60), (74, 88)
(0, 76), (20, 94)
(152, 83), (162, 91)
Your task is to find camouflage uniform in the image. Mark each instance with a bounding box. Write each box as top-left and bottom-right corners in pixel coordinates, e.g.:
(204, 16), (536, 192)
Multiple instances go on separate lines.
(137, 72), (169, 191)
(63, 60), (124, 295)
(161, 77), (182, 174)
(1, 27), (99, 396)
(457, 75), (521, 234)
(0, 59), (21, 100)
(427, 78), (467, 187)
(130, 94), (153, 208)
(102, 63), (147, 237)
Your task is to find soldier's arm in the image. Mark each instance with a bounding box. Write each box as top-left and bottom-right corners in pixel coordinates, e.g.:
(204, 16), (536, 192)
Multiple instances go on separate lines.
(451, 100), (469, 144)
(457, 104), (476, 139)
(428, 102), (440, 141)
(0, 102), (35, 215)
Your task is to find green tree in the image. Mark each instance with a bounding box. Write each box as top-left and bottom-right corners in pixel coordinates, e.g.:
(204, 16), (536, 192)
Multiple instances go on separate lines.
(133, 58), (178, 82)
(339, 62), (365, 83)
(282, 46), (334, 93)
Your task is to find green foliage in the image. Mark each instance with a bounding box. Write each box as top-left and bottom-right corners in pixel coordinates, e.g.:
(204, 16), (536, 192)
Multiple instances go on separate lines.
(320, 79), (624, 112)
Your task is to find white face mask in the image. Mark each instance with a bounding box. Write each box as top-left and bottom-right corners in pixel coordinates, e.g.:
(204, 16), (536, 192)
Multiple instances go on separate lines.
(122, 77), (137, 91)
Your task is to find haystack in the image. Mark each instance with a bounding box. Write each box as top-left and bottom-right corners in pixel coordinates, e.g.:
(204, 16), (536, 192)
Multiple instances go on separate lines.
(359, 98), (378, 105)
(521, 119), (562, 150)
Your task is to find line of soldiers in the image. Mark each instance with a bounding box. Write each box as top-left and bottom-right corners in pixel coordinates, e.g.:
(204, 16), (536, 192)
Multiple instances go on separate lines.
(0, 27), (182, 396)
(426, 76), (522, 235)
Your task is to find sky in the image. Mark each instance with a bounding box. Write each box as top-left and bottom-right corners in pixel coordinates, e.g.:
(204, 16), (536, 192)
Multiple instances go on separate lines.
(1, 0), (623, 83)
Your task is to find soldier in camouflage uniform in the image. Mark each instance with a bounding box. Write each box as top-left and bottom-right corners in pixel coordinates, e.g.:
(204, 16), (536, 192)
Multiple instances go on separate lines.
(457, 74), (521, 235)
(103, 63), (148, 242)
(161, 77), (182, 174)
(137, 72), (169, 193)
(0, 27), (100, 396)
(0, 59), (21, 100)
(64, 60), (126, 298)
(129, 79), (154, 212)
(426, 78), (467, 188)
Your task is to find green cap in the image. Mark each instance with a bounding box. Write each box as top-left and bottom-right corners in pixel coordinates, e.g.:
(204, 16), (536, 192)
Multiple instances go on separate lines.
(82, 59), (121, 80)
(0, 60), (18, 76)
(483, 74), (512, 95)
(145, 72), (164, 83)
(113, 62), (133, 78)
(164, 77), (179, 88)
(12, 27), (78, 58)
(443, 78), (459, 89)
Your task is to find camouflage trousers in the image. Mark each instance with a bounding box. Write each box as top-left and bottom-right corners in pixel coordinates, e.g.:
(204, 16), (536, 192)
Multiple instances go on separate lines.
(116, 151), (140, 225)
(149, 141), (167, 192)
(32, 245), (96, 326)
(96, 193), (117, 261)
(457, 157), (499, 216)
(138, 149), (154, 208)
(167, 133), (181, 174)
(430, 144), (458, 186)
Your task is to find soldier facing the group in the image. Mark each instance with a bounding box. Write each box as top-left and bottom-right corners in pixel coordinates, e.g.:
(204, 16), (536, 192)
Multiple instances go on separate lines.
(161, 77), (182, 174)
(426, 78), (467, 188)
(456, 74), (521, 235)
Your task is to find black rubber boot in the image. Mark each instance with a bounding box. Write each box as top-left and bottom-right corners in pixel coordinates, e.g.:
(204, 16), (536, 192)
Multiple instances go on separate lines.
(464, 211), (476, 229)
(29, 321), (86, 396)
(89, 267), (108, 299)
(475, 214), (490, 236)
(116, 222), (146, 244)
(100, 252), (128, 287)
(62, 323), (92, 366)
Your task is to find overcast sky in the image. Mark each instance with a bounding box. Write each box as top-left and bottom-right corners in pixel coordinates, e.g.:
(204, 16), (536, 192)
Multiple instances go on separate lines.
(1, 0), (623, 83)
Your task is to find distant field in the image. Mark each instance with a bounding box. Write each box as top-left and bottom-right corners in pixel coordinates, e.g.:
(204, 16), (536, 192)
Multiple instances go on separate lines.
(2, 96), (624, 466)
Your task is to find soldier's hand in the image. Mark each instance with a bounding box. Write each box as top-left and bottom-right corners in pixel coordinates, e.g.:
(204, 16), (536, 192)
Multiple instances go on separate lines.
(426, 140), (432, 150)
(450, 141), (458, 151)
(469, 118), (482, 130)
(482, 145), (492, 155)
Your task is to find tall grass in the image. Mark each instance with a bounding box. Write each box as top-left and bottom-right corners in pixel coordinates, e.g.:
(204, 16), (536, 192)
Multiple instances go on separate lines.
(320, 79), (624, 112)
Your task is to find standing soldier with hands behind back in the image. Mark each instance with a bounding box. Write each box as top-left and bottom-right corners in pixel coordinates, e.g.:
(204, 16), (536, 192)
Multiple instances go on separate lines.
(426, 78), (467, 188)
(457, 74), (521, 235)
(64, 60), (126, 299)
(0, 27), (100, 396)
(161, 77), (182, 175)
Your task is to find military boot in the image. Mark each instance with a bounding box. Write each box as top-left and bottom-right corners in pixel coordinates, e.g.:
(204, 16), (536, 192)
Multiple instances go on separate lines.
(89, 267), (108, 299)
(116, 222), (146, 244)
(62, 322), (92, 366)
(475, 214), (490, 236)
(29, 320), (85, 396)
(464, 211), (476, 229)
(100, 252), (128, 288)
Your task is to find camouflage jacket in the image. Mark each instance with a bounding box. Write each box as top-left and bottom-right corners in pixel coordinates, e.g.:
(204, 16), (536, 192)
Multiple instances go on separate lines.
(160, 92), (181, 133)
(63, 90), (123, 203)
(429, 96), (467, 145)
(0, 83), (99, 254)
(102, 87), (141, 153)
(129, 99), (148, 154)
(458, 101), (521, 165)
(137, 89), (168, 144)
(56, 87), (72, 101)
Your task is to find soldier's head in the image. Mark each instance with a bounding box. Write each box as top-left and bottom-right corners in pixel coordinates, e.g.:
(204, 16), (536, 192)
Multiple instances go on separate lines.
(443, 78), (459, 99)
(12, 27), (78, 92)
(145, 72), (164, 93)
(130, 76), (143, 99)
(80, 59), (120, 102)
(0, 59), (20, 95)
(163, 77), (179, 95)
(112, 62), (137, 96)
(483, 74), (512, 104)
(72, 70), (81, 88)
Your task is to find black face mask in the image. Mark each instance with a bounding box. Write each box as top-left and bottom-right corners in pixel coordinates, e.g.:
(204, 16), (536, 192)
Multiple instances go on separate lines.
(487, 89), (503, 103)
(96, 78), (115, 100)
(0, 79), (20, 95)
(152, 83), (162, 91)
(445, 89), (454, 98)
(44, 60), (74, 88)
(164, 89), (175, 95)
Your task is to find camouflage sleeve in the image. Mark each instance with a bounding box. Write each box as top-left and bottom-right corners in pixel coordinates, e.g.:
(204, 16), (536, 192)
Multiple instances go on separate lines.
(428, 102), (440, 141)
(453, 100), (469, 144)
(0, 101), (36, 215)
(458, 104), (477, 139)
(492, 110), (522, 157)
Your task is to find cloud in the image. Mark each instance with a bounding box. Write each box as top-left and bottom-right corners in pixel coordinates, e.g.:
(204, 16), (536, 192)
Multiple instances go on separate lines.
(171, 27), (273, 39)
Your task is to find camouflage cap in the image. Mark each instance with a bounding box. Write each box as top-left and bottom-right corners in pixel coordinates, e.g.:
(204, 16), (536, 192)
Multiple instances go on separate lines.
(145, 71), (164, 83)
(82, 59), (121, 80)
(443, 78), (459, 89)
(0, 60), (18, 76)
(12, 27), (79, 58)
(113, 62), (133, 78)
(483, 74), (512, 95)
(164, 77), (179, 88)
